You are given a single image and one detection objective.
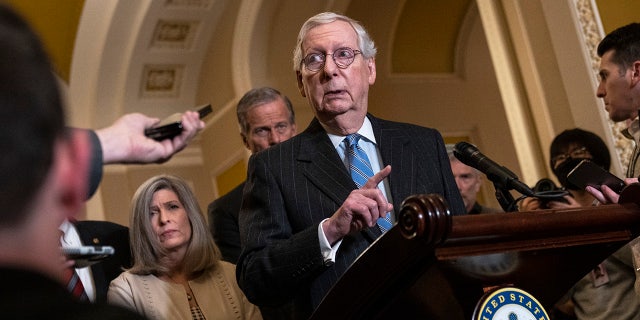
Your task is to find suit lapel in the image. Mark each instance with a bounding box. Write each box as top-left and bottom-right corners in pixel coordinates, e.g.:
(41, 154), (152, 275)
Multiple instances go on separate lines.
(297, 119), (355, 205)
(370, 115), (415, 211)
(74, 222), (108, 302)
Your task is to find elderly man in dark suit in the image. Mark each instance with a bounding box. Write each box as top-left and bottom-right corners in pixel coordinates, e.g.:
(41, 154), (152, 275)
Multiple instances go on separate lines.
(236, 12), (465, 319)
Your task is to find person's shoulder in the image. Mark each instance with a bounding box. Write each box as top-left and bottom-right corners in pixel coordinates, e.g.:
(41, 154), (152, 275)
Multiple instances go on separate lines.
(206, 261), (237, 282)
(216, 260), (237, 276)
(208, 182), (245, 211)
(251, 131), (309, 162)
(112, 270), (149, 284)
(370, 114), (438, 133)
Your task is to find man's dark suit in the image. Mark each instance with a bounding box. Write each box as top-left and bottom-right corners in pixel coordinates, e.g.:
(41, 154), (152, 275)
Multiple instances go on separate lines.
(237, 114), (465, 318)
(0, 267), (144, 319)
(74, 220), (131, 303)
(208, 182), (244, 263)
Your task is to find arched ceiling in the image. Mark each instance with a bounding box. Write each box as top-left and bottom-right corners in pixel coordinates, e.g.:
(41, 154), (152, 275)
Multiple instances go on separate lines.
(11, 0), (640, 89)
(10, 0), (475, 85)
(393, 0), (471, 73)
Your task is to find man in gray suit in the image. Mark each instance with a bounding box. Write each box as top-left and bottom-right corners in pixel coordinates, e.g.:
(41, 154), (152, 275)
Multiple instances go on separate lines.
(236, 12), (465, 318)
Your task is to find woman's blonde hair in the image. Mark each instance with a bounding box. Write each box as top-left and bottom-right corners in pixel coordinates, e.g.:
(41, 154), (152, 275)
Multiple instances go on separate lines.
(128, 174), (220, 275)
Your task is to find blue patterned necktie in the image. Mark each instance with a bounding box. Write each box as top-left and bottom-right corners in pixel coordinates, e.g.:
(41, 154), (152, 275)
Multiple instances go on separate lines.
(345, 134), (393, 232)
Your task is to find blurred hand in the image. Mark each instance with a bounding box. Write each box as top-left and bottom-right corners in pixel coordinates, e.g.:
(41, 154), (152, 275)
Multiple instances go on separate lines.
(545, 195), (580, 209)
(518, 197), (542, 211)
(96, 111), (205, 164)
(586, 177), (638, 204)
(323, 165), (393, 245)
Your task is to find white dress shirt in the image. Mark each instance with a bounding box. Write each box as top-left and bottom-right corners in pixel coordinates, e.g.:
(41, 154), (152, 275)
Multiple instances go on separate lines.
(59, 219), (96, 302)
(317, 117), (394, 263)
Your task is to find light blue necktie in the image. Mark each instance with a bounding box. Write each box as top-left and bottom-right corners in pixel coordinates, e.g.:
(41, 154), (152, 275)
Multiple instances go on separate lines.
(345, 134), (393, 232)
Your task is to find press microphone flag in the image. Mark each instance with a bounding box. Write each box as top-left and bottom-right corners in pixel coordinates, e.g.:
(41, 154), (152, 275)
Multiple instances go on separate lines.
(453, 142), (534, 196)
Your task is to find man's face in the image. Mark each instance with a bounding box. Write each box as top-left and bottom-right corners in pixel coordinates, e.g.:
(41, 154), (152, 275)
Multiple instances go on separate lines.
(597, 50), (640, 122)
(296, 20), (376, 129)
(242, 98), (296, 153)
(450, 159), (482, 213)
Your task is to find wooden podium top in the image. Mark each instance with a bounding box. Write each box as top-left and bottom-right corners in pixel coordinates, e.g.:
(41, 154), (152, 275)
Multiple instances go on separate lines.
(310, 189), (640, 319)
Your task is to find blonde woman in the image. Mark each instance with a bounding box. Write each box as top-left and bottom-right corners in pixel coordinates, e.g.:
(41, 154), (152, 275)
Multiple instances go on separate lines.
(108, 175), (261, 320)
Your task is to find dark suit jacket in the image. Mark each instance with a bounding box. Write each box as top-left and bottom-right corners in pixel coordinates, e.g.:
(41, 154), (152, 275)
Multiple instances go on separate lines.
(208, 182), (245, 263)
(0, 267), (144, 319)
(74, 220), (131, 303)
(237, 114), (465, 318)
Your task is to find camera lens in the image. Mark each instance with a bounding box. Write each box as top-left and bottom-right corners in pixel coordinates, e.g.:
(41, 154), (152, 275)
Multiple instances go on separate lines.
(533, 178), (558, 193)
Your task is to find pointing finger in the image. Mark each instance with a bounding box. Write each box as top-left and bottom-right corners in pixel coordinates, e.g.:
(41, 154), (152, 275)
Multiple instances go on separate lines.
(363, 165), (391, 189)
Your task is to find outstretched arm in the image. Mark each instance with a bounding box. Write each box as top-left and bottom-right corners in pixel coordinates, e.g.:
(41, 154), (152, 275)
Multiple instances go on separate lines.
(96, 111), (204, 164)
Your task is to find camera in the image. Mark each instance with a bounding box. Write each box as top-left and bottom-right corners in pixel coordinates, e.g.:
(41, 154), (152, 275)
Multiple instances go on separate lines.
(533, 178), (562, 193)
(531, 178), (570, 208)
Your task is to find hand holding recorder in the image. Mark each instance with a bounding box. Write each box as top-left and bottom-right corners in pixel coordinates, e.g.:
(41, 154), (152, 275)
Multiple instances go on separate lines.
(568, 159), (636, 204)
(95, 104), (210, 164)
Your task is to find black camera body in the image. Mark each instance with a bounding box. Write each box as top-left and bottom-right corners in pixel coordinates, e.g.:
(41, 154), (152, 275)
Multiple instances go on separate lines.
(531, 178), (570, 208)
(533, 178), (562, 193)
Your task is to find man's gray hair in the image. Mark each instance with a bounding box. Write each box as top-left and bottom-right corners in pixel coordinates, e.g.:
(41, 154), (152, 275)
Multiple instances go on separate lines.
(293, 12), (377, 72)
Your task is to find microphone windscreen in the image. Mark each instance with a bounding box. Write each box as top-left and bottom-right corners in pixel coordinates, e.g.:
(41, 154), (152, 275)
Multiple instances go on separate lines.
(453, 141), (478, 166)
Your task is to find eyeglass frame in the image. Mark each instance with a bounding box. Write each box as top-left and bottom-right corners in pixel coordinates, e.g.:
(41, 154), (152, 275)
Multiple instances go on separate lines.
(551, 146), (590, 168)
(301, 47), (362, 72)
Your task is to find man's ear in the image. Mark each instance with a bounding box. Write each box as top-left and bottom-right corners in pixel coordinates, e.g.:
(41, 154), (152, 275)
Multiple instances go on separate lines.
(632, 61), (640, 86)
(54, 130), (91, 220)
(367, 57), (377, 85)
(241, 133), (250, 150)
(296, 71), (306, 97)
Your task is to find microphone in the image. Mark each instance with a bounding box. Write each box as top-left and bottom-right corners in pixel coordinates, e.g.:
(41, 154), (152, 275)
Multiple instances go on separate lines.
(453, 142), (534, 196)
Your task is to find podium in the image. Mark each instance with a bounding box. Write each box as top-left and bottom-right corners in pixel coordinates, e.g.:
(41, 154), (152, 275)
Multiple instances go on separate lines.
(310, 187), (640, 319)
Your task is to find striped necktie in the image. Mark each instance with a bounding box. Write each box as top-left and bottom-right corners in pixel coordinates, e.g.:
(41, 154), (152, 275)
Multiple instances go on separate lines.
(63, 263), (88, 301)
(60, 227), (88, 302)
(345, 134), (393, 232)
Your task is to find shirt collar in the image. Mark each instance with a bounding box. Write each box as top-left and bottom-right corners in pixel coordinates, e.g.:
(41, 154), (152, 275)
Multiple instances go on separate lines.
(626, 117), (640, 142)
(327, 116), (376, 148)
(59, 219), (73, 234)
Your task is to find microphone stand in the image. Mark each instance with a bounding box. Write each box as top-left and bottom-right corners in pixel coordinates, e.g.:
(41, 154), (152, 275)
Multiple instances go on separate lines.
(492, 182), (518, 212)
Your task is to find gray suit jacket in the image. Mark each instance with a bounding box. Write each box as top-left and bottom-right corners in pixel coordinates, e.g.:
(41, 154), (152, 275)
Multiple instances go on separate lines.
(237, 114), (465, 318)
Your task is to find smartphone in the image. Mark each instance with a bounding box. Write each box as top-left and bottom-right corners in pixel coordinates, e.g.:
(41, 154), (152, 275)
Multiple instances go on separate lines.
(62, 245), (115, 268)
(144, 104), (212, 141)
(567, 159), (626, 193)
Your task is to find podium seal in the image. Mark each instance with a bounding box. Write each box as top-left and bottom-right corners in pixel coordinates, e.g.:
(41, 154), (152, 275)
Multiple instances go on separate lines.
(474, 286), (549, 320)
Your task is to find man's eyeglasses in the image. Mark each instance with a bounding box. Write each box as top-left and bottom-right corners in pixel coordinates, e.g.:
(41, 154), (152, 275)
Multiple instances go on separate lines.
(551, 146), (590, 168)
(301, 47), (362, 72)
